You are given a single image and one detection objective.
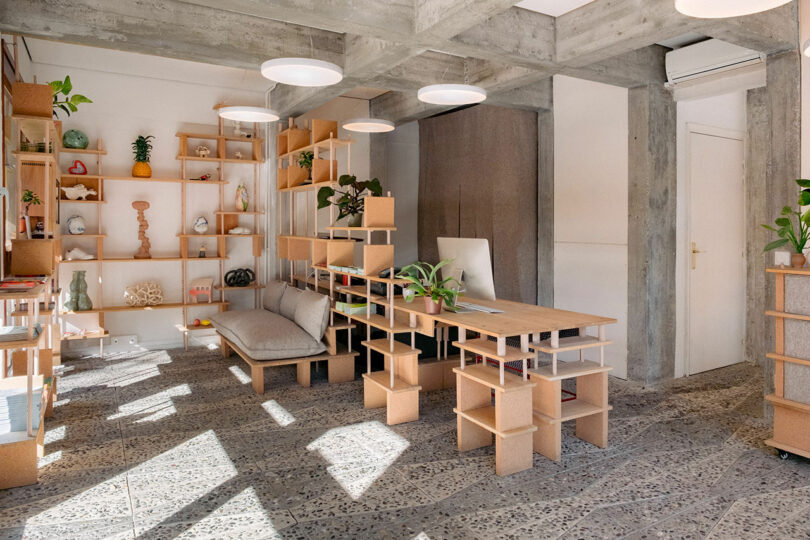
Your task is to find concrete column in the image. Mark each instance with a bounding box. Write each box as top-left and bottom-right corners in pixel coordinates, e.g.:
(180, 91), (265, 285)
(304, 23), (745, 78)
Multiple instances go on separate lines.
(537, 107), (554, 307)
(746, 51), (801, 413)
(627, 83), (677, 384)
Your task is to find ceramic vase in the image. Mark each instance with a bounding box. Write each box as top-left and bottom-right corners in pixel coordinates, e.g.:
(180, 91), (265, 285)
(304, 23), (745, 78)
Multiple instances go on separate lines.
(235, 183), (249, 212)
(424, 296), (443, 315)
(347, 213), (363, 228)
(132, 161), (152, 178)
(793, 253), (807, 268)
(65, 270), (93, 312)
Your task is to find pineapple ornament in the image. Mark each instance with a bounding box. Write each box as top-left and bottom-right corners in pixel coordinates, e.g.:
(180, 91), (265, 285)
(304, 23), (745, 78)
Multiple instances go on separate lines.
(131, 135), (154, 178)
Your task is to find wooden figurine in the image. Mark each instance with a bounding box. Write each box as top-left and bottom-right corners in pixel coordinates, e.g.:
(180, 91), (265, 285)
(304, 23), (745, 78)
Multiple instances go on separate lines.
(188, 277), (214, 303)
(132, 200), (152, 259)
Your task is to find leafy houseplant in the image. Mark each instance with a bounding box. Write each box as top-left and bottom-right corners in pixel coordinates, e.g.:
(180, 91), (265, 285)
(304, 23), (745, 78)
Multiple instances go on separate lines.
(762, 179), (810, 268)
(317, 174), (382, 227)
(131, 135), (155, 178)
(21, 190), (42, 239)
(298, 151), (314, 180)
(397, 259), (459, 315)
(48, 76), (92, 118)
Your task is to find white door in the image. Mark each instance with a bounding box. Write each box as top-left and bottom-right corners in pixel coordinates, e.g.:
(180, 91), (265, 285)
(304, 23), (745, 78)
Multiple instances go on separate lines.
(687, 124), (745, 375)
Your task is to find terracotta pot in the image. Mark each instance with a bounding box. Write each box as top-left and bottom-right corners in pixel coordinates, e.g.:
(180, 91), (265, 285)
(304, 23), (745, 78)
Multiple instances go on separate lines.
(424, 296), (443, 315)
(132, 161), (152, 178)
(792, 253), (807, 268)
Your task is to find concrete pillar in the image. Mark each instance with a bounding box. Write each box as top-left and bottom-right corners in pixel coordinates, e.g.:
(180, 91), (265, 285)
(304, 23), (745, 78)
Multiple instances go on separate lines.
(537, 107), (554, 307)
(627, 83), (677, 384)
(746, 51), (802, 414)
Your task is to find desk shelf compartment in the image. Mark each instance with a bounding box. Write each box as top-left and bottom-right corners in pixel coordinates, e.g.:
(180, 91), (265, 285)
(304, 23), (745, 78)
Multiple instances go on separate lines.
(453, 364), (536, 476)
(361, 338), (421, 425)
(530, 326), (612, 376)
(453, 337), (536, 385)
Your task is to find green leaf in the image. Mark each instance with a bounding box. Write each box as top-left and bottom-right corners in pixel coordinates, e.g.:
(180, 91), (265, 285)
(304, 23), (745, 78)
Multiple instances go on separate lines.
(796, 179), (810, 188)
(799, 190), (810, 206)
(61, 75), (72, 95)
(803, 208), (810, 226)
(338, 174), (356, 186)
(367, 178), (382, 196)
(764, 238), (790, 251)
(762, 224), (780, 232)
(317, 187), (335, 209)
(66, 102), (78, 112)
(58, 104), (70, 117)
(775, 217), (791, 227)
(782, 206), (793, 216)
(69, 94), (92, 104)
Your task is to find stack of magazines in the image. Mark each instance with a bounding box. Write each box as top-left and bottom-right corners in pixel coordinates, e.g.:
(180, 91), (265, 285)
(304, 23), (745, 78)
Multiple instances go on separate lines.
(0, 386), (43, 433)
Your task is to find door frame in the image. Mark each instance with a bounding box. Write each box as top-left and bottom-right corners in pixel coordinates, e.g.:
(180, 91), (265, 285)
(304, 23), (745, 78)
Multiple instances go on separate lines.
(684, 122), (747, 376)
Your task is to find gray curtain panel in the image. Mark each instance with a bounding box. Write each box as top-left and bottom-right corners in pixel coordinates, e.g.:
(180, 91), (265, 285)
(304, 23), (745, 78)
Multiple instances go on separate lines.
(418, 104), (538, 303)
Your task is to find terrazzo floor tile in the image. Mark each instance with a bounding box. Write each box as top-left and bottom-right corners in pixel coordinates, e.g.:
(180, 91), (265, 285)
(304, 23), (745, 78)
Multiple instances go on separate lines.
(3, 347), (808, 538)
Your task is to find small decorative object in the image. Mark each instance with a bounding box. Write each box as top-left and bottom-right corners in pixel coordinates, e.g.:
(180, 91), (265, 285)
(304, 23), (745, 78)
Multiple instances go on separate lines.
(193, 318), (201, 327)
(233, 121), (250, 138)
(774, 250), (792, 267)
(188, 277), (214, 303)
(762, 179), (810, 268)
(123, 281), (164, 307)
(60, 183), (96, 200)
(224, 268), (255, 287)
(397, 259), (460, 315)
(67, 160), (88, 175)
(228, 226), (251, 235)
(234, 151), (244, 160)
(199, 243), (207, 258)
(318, 175), (383, 228)
(21, 189), (41, 239)
(235, 182), (249, 212)
(62, 129), (89, 149)
(298, 150), (314, 179)
(132, 135), (154, 178)
(132, 201), (152, 259)
(190, 173), (212, 182)
(32, 221), (45, 238)
(65, 247), (95, 260)
(64, 270), (93, 311)
(195, 145), (211, 158)
(47, 76), (92, 118)
(201, 319), (211, 326)
(67, 215), (86, 235)
(193, 216), (209, 234)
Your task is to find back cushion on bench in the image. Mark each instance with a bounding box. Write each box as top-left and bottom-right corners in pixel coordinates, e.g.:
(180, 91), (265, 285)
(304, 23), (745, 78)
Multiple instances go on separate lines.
(279, 286), (303, 320)
(263, 280), (288, 313)
(294, 289), (331, 342)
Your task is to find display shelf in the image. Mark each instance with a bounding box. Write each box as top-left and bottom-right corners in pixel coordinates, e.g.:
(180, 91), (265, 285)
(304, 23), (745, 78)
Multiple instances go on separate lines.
(215, 210), (264, 215)
(313, 264), (406, 285)
(11, 302), (55, 317)
(175, 131), (264, 144)
(177, 234), (262, 238)
(60, 199), (107, 204)
(326, 226), (397, 232)
(363, 371), (422, 425)
(280, 181), (338, 193)
(766, 310), (810, 322)
(60, 147), (107, 155)
(176, 155), (262, 165)
(336, 285), (387, 304)
(214, 284), (265, 291)
(531, 335), (613, 354)
(61, 301), (228, 314)
(532, 399), (612, 425)
(332, 309), (411, 333)
(766, 352), (810, 368)
(363, 370), (420, 393)
(453, 363), (534, 393)
(529, 360), (613, 381)
(62, 174), (102, 180)
(292, 274), (331, 290)
(453, 337), (535, 363)
(104, 175), (227, 185)
(0, 375), (50, 489)
(767, 266), (810, 276)
(361, 338), (420, 357)
(278, 137), (352, 159)
(454, 406), (537, 438)
(61, 259), (100, 264)
(63, 234), (106, 238)
(12, 151), (55, 162)
(62, 330), (109, 341)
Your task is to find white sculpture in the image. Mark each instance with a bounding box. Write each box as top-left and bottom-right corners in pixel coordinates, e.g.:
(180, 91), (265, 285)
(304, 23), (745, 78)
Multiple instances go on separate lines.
(193, 216), (209, 234)
(124, 281), (164, 307)
(65, 247), (94, 260)
(228, 226), (251, 235)
(195, 145), (211, 158)
(233, 121), (248, 138)
(60, 184), (97, 201)
(67, 215), (86, 235)
(234, 151), (244, 160)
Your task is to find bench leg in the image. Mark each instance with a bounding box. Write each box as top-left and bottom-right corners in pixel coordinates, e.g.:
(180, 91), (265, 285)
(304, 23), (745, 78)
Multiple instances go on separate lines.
(220, 336), (231, 358)
(297, 362), (311, 388)
(250, 365), (265, 394)
(328, 355), (354, 383)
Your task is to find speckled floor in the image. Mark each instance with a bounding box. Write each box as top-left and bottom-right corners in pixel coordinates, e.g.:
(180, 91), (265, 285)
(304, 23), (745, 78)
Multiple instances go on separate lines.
(0, 348), (808, 539)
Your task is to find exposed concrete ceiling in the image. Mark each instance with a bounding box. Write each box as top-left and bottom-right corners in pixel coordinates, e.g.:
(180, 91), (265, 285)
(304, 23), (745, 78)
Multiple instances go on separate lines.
(516, 0), (596, 17)
(0, 0), (799, 124)
(341, 87), (390, 100)
(656, 31), (709, 50)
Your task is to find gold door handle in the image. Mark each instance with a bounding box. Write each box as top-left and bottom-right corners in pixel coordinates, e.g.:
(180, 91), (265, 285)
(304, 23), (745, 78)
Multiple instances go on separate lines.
(691, 242), (703, 270)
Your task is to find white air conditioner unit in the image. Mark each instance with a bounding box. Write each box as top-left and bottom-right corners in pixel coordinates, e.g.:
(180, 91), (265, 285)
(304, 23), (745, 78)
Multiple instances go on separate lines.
(665, 39), (766, 101)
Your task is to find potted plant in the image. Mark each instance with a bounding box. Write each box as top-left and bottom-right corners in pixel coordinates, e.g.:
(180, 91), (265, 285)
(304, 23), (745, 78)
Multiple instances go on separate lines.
(317, 174), (382, 227)
(397, 259), (459, 315)
(298, 150), (314, 181)
(21, 189), (42, 239)
(762, 179), (810, 268)
(48, 76), (92, 118)
(131, 135), (155, 178)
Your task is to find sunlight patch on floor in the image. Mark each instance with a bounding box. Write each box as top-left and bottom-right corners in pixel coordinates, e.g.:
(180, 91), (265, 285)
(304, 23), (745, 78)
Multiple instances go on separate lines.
(307, 421), (409, 499)
(37, 450), (62, 468)
(44, 425), (66, 444)
(228, 365), (252, 385)
(111, 366), (162, 388)
(108, 384), (191, 422)
(128, 429), (238, 476)
(262, 400), (295, 426)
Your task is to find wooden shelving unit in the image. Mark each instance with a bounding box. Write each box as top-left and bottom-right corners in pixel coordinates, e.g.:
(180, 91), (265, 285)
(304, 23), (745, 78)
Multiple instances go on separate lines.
(765, 266), (810, 460)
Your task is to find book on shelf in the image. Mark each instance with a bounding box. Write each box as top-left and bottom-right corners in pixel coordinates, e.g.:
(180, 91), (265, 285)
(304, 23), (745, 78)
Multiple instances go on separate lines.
(336, 302), (368, 315)
(0, 282), (37, 290)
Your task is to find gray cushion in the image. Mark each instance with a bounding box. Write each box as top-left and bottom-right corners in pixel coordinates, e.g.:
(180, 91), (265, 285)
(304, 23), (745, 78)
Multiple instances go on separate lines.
(294, 289), (331, 341)
(210, 309), (326, 360)
(279, 286), (303, 320)
(263, 280), (287, 313)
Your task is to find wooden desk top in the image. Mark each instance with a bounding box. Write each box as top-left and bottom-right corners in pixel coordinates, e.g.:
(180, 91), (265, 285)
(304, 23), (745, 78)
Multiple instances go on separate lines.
(0, 283), (47, 301)
(393, 296), (616, 338)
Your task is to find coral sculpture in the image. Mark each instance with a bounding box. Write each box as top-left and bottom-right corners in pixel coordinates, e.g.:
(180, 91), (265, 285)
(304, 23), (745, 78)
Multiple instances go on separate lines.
(124, 281), (164, 307)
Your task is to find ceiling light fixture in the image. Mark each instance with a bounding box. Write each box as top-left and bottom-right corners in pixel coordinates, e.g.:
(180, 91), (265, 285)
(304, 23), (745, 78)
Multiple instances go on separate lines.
(342, 118), (395, 133)
(218, 106), (279, 123)
(260, 58), (343, 87)
(417, 84), (487, 106)
(674, 0), (791, 18)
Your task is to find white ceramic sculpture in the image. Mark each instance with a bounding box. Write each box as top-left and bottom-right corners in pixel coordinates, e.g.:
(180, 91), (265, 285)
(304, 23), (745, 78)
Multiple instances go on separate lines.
(65, 247), (94, 260)
(124, 281), (164, 307)
(234, 151), (244, 160)
(60, 184), (97, 201)
(67, 215), (86, 235)
(228, 226), (251, 235)
(233, 121), (248, 138)
(193, 216), (209, 234)
(195, 145), (211, 158)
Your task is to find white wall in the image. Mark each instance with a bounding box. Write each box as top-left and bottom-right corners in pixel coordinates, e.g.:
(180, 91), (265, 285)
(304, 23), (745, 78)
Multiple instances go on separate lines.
(27, 39), (269, 350)
(674, 92), (747, 378)
(553, 75), (629, 379)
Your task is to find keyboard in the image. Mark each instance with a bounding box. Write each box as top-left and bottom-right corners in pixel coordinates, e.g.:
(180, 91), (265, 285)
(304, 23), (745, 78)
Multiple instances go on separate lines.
(453, 301), (504, 314)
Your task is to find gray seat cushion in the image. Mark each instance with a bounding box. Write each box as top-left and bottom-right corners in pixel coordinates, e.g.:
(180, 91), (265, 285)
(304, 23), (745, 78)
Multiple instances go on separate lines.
(210, 309), (326, 360)
(263, 280), (287, 313)
(279, 287), (303, 320)
(294, 288), (330, 341)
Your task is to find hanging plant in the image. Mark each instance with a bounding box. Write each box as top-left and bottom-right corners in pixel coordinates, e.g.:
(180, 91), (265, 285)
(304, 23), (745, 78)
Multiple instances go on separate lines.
(48, 76), (92, 118)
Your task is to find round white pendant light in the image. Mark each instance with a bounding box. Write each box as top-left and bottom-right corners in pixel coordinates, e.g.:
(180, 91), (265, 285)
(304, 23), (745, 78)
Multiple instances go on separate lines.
(417, 84), (487, 106)
(260, 58), (343, 87)
(218, 106), (279, 123)
(342, 118), (395, 133)
(674, 0), (791, 18)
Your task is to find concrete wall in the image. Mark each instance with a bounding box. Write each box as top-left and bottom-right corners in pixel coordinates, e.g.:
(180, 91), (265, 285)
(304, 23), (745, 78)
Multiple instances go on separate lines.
(553, 75), (629, 379)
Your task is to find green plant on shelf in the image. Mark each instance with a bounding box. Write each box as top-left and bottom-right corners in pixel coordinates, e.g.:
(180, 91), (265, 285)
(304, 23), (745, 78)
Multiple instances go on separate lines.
(48, 75), (92, 118)
(397, 259), (459, 307)
(298, 150), (314, 179)
(317, 174), (382, 225)
(762, 179), (810, 254)
(21, 189), (41, 216)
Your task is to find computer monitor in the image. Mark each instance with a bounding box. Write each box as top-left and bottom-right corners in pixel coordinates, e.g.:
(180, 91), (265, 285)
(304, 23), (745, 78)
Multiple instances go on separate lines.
(437, 237), (496, 301)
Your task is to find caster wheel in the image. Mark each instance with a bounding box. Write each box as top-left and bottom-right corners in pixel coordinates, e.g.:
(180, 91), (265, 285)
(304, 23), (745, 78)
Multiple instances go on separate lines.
(779, 450), (790, 460)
